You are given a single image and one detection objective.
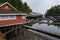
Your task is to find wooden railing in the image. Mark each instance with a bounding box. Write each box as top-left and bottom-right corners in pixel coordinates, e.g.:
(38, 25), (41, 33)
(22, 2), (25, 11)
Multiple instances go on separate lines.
(1, 19), (60, 40)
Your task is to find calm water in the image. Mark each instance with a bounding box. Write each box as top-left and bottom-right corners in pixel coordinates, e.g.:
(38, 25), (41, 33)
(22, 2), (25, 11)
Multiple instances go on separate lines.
(32, 23), (60, 34)
(28, 23), (60, 40)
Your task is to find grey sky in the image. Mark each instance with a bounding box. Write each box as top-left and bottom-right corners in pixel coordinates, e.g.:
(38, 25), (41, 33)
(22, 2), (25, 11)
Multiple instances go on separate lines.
(22, 0), (60, 14)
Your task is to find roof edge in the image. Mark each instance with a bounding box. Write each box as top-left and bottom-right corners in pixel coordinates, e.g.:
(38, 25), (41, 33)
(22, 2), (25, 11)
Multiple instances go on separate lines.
(0, 13), (27, 15)
(0, 2), (19, 12)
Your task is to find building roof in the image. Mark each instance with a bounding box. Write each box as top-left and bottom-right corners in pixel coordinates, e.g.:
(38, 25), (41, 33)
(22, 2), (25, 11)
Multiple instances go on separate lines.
(0, 2), (18, 11)
(0, 2), (27, 15)
(0, 13), (27, 15)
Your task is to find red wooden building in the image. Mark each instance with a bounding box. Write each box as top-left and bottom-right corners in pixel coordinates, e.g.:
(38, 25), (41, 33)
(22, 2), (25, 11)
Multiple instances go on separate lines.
(0, 2), (27, 27)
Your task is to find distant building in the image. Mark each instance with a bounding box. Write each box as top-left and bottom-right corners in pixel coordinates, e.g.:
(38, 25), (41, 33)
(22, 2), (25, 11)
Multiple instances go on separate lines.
(0, 2), (27, 27)
(46, 14), (60, 21)
(27, 12), (42, 18)
(29, 12), (41, 16)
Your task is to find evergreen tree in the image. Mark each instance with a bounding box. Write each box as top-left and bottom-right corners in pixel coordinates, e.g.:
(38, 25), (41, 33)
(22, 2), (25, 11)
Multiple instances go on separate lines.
(45, 5), (60, 16)
(0, 0), (32, 13)
(23, 2), (32, 13)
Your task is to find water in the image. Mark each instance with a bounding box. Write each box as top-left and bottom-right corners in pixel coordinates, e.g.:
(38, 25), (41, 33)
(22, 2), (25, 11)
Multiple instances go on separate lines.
(28, 29), (60, 40)
(32, 23), (60, 34)
(28, 22), (60, 40)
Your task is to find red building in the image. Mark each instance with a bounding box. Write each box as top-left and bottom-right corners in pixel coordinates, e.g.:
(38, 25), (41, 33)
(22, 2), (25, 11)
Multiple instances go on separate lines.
(0, 2), (27, 27)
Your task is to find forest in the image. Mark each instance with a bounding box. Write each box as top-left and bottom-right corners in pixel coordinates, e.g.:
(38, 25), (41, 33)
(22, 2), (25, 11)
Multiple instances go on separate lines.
(0, 0), (32, 13)
(45, 5), (60, 16)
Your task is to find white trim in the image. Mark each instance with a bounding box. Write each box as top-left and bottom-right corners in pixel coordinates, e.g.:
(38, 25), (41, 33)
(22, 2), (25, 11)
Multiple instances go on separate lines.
(0, 22), (25, 27)
(22, 16), (26, 19)
(0, 13), (27, 15)
(0, 15), (16, 20)
(0, 2), (18, 12)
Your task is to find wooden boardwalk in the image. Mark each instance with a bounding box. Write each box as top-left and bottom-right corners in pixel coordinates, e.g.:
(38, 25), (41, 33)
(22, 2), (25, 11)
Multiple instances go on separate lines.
(23, 25), (60, 38)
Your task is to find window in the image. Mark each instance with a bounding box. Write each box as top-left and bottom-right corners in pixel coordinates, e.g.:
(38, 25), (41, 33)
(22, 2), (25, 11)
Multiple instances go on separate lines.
(22, 16), (26, 19)
(0, 15), (16, 21)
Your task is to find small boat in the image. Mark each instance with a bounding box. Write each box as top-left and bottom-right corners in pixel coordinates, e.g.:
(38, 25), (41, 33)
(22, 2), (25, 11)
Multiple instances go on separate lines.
(49, 20), (53, 23)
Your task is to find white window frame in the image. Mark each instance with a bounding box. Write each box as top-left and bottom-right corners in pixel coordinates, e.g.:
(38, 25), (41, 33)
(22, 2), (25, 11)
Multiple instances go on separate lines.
(22, 16), (26, 19)
(0, 15), (16, 21)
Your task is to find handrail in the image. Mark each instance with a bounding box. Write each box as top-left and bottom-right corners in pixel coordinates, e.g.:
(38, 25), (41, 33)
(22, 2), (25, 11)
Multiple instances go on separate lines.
(3, 20), (34, 35)
(4, 27), (19, 35)
(3, 25), (60, 39)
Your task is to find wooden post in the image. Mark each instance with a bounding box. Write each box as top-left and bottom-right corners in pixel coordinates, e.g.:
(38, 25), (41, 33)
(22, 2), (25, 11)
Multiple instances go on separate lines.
(22, 25), (28, 40)
(14, 25), (20, 40)
(18, 26), (23, 40)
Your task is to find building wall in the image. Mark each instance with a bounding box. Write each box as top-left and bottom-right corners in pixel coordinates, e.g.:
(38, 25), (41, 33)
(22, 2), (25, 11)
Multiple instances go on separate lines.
(0, 15), (26, 25)
(0, 4), (13, 10)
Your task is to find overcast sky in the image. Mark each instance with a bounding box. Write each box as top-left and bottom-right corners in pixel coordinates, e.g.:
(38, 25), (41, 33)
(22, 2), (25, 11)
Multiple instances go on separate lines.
(22, 0), (60, 14)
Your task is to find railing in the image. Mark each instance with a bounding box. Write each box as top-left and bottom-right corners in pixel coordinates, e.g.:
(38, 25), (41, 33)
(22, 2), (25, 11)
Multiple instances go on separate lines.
(0, 20), (34, 40)
(4, 27), (19, 35)
(1, 19), (60, 40)
(1, 25), (60, 40)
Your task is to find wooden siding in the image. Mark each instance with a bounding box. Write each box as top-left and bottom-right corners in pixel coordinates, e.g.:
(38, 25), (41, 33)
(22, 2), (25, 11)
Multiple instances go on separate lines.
(0, 16), (26, 25)
(0, 4), (14, 10)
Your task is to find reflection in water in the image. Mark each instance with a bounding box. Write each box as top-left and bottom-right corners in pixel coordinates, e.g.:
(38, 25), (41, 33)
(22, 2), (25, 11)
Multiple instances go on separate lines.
(32, 23), (60, 34)
(54, 24), (60, 30)
(28, 23), (60, 40)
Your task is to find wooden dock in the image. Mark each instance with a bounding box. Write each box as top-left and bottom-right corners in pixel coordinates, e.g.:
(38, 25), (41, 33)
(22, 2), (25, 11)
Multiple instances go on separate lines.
(23, 25), (60, 38)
